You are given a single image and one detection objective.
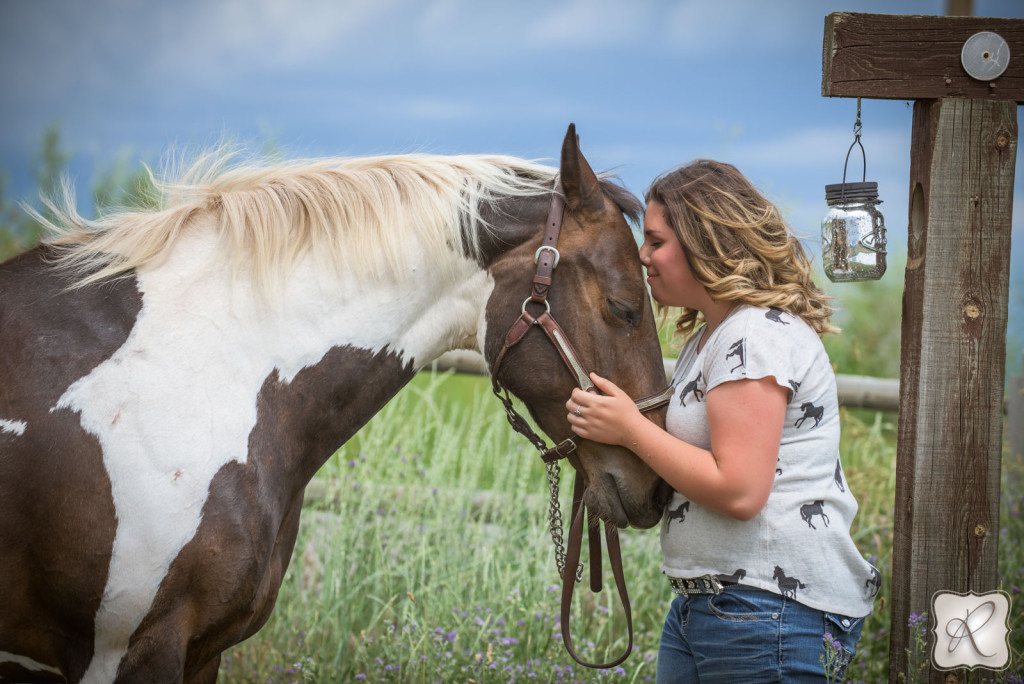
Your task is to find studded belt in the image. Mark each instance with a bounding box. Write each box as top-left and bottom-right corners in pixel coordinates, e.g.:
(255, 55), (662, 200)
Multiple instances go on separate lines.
(668, 575), (732, 596)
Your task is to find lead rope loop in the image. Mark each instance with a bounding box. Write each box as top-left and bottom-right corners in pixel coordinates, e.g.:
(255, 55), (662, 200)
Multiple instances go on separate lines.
(558, 478), (634, 669)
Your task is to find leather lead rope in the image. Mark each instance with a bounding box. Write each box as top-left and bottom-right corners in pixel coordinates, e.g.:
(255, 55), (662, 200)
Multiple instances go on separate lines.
(559, 476), (634, 669)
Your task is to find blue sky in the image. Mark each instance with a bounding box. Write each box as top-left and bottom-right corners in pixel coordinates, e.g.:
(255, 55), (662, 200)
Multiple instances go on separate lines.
(1, 0), (1022, 364)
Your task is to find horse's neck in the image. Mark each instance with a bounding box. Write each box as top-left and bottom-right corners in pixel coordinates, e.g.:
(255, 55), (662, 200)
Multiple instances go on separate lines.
(142, 228), (494, 372)
(250, 343), (422, 487)
(48, 228), (498, 509)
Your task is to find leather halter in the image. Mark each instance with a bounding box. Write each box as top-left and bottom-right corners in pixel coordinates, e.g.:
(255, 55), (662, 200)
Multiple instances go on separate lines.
(488, 181), (674, 668)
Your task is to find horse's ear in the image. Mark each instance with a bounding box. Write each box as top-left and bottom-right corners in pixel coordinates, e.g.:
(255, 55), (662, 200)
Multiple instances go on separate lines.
(559, 123), (605, 214)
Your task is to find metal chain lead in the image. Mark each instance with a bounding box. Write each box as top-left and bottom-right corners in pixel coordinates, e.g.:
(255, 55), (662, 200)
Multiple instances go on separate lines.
(492, 380), (577, 580)
(544, 459), (569, 579)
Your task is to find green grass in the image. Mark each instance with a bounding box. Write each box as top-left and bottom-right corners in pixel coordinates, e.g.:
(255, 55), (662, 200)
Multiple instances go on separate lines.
(219, 369), (1024, 683)
(220, 370), (669, 683)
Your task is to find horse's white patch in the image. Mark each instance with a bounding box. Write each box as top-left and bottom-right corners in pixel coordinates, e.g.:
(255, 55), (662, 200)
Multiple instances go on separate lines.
(0, 419), (26, 436)
(0, 651), (62, 676)
(60, 225), (495, 683)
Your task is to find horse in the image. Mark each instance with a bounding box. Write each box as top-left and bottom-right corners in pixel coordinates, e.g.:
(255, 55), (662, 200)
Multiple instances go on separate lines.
(725, 338), (745, 372)
(0, 124), (671, 684)
(665, 500), (690, 529)
(772, 565), (808, 599)
(799, 500), (830, 529)
(795, 401), (825, 428)
(678, 371), (703, 407)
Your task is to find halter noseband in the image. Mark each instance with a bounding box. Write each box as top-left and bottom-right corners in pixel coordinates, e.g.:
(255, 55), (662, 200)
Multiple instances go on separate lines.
(488, 181), (674, 669)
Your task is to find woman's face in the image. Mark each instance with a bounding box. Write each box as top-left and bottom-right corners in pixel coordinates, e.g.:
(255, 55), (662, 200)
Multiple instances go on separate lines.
(639, 201), (709, 310)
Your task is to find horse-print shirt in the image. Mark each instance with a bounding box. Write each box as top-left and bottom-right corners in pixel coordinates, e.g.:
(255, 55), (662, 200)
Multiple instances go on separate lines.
(661, 305), (878, 618)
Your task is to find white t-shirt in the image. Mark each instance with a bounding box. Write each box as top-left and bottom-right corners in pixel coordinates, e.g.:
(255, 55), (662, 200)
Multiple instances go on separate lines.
(660, 304), (878, 618)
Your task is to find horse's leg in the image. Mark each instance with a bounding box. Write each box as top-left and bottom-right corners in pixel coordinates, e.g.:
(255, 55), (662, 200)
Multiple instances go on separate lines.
(111, 623), (218, 684)
(112, 633), (187, 684)
(116, 644), (220, 684)
(184, 654), (221, 684)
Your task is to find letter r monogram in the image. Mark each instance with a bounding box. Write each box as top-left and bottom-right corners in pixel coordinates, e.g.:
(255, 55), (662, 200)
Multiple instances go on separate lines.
(930, 590), (1012, 671)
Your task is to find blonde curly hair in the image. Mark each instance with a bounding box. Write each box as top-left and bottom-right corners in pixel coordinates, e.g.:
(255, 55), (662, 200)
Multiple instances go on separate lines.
(645, 159), (838, 339)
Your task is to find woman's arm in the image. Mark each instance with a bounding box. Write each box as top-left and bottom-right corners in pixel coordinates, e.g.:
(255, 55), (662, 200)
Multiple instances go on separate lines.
(567, 372), (786, 520)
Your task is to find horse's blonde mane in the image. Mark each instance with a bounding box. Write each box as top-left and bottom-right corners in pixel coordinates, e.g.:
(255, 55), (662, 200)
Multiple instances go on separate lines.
(37, 147), (559, 291)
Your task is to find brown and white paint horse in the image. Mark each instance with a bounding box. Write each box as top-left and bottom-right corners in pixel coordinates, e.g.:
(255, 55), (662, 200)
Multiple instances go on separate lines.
(0, 125), (670, 683)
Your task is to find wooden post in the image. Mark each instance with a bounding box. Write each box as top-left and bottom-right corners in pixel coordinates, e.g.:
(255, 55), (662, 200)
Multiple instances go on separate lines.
(823, 13), (1021, 682)
(895, 97), (1015, 683)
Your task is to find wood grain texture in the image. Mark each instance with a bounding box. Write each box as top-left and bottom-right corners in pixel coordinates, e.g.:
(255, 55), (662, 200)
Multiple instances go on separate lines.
(889, 97), (1014, 683)
(823, 12), (1024, 101)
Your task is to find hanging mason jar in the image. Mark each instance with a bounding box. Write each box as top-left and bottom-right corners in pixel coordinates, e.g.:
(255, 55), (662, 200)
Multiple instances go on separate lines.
(822, 182), (886, 282)
(822, 98), (887, 282)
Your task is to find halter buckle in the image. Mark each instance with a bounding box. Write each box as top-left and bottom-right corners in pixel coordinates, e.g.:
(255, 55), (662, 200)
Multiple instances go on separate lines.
(534, 245), (560, 268)
(555, 437), (578, 455)
(542, 436), (579, 463)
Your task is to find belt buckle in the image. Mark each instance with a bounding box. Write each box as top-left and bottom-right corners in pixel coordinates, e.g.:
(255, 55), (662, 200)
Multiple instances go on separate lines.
(670, 575), (724, 596)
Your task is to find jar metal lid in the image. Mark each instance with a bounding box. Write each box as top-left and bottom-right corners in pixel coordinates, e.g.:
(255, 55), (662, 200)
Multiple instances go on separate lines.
(825, 182), (878, 201)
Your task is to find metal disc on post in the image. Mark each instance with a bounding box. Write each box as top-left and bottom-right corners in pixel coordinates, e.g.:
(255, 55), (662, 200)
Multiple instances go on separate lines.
(961, 31), (1010, 80)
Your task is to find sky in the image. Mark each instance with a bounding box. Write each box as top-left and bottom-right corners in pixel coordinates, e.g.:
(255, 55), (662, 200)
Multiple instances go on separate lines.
(1, 0), (1022, 366)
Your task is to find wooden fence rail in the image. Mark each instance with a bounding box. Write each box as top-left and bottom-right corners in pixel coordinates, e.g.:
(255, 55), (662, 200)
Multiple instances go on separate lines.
(428, 350), (902, 412)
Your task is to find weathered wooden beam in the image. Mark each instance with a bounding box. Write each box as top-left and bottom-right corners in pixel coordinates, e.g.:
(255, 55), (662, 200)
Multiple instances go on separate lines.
(889, 97), (1014, 683)
(823, 12), (1024, 102)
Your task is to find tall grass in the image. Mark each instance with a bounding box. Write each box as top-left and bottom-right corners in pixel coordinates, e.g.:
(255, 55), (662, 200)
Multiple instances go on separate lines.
(220, 370), (668, 683)
(220, 370), (1023, 683)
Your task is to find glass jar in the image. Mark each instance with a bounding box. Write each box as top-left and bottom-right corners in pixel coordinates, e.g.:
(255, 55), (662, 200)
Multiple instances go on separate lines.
(822, 181), (887, 282)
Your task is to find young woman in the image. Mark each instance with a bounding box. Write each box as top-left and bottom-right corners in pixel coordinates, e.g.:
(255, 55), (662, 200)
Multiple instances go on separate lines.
(566, 160), (878, 682)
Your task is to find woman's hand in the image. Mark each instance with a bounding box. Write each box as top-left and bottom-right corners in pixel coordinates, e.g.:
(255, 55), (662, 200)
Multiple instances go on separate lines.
(565, 372), (644, 448)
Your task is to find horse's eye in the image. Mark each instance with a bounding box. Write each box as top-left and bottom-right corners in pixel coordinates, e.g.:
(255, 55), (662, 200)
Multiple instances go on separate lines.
(606, 298), (638, 326)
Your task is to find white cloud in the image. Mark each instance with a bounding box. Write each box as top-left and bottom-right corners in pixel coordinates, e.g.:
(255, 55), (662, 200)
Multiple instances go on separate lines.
(147, 0), (408, 80)
(526, 0), (655, 49)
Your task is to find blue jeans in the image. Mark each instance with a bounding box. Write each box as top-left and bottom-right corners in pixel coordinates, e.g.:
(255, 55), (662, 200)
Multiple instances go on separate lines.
(656, 585), (864, 683)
